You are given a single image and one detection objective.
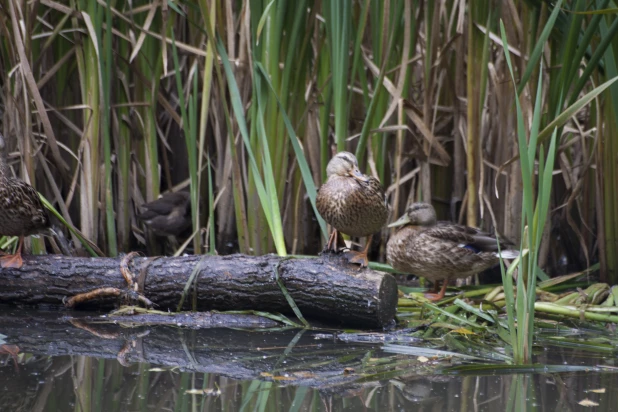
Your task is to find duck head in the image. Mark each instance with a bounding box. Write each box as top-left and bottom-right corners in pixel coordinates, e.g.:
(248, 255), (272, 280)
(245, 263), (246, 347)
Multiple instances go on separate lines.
(325, 151), (369, 184)
(388, 202), (437, 228)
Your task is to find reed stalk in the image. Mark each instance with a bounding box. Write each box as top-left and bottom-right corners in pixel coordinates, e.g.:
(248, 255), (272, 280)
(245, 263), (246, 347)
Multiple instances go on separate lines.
(598, 9), (618, 285)
(324, 0), (351, 152)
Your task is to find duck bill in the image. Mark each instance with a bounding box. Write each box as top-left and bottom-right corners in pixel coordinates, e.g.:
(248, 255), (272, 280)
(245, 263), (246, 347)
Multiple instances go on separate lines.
(350, 169), (370, 184)
(388, 214), (411, 228)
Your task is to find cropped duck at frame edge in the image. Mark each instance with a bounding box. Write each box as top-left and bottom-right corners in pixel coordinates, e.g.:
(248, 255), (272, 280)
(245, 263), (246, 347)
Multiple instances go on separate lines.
(0, 133), (52, 269)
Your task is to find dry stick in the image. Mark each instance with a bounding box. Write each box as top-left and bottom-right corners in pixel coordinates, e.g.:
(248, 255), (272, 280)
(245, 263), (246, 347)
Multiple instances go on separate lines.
(8, 0), (70, 182)
(35, 151), (81, 247)
(392, 100), (404, 229)
(65, 252), (153, 308)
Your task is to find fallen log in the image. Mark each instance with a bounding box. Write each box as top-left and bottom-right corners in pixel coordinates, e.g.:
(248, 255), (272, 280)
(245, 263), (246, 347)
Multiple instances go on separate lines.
(0, 253), (398, 328)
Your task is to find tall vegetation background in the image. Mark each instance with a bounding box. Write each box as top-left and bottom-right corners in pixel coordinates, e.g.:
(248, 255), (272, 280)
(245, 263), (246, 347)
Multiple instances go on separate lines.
(0, 0), (616, 283)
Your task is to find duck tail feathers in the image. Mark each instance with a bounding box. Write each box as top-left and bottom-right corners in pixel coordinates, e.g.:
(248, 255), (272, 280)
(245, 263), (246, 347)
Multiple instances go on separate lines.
(496, 249), (519, 259)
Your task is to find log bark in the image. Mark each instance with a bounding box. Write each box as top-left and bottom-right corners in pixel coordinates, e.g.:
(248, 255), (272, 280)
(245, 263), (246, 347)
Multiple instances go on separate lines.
(0, 253), (398, 328)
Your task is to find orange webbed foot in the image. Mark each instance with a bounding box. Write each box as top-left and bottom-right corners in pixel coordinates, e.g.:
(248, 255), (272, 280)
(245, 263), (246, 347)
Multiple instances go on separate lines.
(323, 230), (347, 254)
(424, 279), (448, 301)
(0, 254), (24, 269)
(423, 292), (443, 302)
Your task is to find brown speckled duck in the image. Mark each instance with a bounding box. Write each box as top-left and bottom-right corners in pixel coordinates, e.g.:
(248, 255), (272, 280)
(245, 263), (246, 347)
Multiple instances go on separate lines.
(0, 133), (51, 268)
(316, 151), (389, 267)
(387, 202), (518, 301)
(137, 191), (191, 237)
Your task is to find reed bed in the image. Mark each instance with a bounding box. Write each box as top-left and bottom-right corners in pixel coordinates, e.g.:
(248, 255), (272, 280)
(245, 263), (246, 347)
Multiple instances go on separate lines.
(0, 1), (617, 283)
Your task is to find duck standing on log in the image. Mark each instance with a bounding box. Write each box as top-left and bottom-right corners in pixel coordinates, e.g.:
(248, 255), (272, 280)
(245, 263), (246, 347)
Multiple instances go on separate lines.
(0, 133), (51, 268)
(316, 151), (389, 268)
(387, 202), (518, 301)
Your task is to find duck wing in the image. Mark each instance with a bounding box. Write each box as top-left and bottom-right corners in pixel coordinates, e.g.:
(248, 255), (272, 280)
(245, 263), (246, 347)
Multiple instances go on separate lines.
(364, 176), (391, 211)
(138, 192), (190, 220)
(423, 223), (506, 253)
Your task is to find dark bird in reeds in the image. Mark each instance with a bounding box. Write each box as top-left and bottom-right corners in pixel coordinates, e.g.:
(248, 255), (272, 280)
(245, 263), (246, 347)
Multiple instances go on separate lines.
(387, 202), (518, 301)
(0, 133), (51, 268)
(316, 151), (389, 268)
(137, 191), (191, 237)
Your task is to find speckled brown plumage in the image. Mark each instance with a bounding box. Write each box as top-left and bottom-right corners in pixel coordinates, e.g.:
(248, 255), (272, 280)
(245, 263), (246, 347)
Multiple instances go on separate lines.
(317, 176), (387, 237)
(387, 202), (518, 300)
(316, 152), (389, 267)
(0, 133), (51, 268)
(137, 191), (191, 237)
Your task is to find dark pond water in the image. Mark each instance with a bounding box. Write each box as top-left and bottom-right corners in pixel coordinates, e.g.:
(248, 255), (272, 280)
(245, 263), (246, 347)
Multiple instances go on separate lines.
(1, 307), (617, 411)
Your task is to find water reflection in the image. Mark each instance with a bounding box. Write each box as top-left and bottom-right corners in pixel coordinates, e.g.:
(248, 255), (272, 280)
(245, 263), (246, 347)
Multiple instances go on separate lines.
(0, 309), (617, 411)
(2, 358), (617, 411)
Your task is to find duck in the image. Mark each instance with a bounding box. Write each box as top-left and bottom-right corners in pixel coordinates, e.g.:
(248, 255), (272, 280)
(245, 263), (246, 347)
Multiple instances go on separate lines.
(137, 191), (191, 237)
(0, 133), (51, 268)
(316, 151), (389, 267)
(386, 202), (518, 301)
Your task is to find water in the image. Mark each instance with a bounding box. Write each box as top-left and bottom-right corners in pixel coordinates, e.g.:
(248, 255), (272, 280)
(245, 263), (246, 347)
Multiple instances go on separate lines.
(1, 308), (617, 411)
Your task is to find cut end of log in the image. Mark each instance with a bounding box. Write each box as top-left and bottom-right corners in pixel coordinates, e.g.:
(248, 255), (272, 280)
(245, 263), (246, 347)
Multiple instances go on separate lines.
(284, 253), (399, 328)
(376, 272), (399, 327)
